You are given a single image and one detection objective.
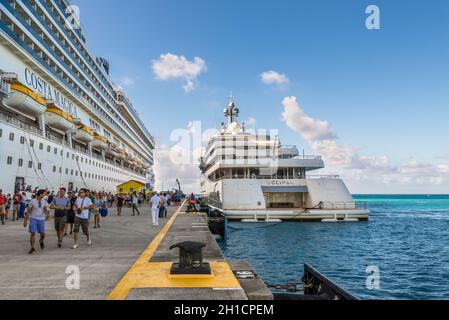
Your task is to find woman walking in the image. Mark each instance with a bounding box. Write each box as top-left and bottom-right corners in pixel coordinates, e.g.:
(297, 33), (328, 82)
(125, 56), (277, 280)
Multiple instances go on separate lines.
(93, 193), (104, 229)
(131, 192), (140, 216)
(117, 193), (124, 216)
(65, 191), (76, 236)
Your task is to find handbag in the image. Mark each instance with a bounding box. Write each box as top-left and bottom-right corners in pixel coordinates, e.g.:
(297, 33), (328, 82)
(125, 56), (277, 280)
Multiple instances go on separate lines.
(99, 207), (108, 217)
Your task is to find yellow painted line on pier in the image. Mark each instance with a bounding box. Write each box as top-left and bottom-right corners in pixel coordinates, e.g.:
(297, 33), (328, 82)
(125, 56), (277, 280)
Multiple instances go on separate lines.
(107, 201), (241, 300)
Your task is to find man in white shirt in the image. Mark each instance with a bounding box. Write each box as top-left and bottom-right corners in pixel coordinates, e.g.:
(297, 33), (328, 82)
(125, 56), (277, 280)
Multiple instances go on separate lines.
(23, 190), (49, 254)
(150, 192), (161, 226)
(72, 188), (94, 249)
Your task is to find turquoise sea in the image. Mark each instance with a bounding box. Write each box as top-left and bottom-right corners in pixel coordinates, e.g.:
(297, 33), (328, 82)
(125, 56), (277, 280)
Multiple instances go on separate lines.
(219, 195), (449, 300)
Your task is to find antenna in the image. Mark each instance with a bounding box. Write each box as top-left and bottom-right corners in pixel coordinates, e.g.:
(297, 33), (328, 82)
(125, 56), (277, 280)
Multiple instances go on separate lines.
(224, 94), (240, 126)
(229, 91), (234, 104)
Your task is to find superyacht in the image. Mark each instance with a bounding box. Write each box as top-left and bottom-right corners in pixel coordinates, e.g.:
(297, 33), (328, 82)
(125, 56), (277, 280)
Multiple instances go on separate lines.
(200, 99), (369, 222)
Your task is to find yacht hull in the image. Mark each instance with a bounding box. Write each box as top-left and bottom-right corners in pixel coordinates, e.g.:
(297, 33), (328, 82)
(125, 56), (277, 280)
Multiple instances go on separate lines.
(221, 208), (369, 222)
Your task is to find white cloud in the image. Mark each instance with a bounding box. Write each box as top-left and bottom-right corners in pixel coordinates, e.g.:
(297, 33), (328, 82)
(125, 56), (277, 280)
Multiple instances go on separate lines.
(152, 53), (207, 92)
(261, 70), (290, 88)
(281, 96), (449, 192)
(244, 117), (257, 126)
(153, 144), (202, 193)
(282, 96), (335, 141)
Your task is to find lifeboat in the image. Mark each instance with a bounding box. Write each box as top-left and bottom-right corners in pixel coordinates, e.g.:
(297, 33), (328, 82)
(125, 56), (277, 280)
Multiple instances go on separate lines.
(45, 106), (74, 133)
(92, 132), (108, 150)
(2, 82), (46, 117)
(105, 141), (120, 157)
(73, 124), (94, 144)
(117, 147), (127, 159)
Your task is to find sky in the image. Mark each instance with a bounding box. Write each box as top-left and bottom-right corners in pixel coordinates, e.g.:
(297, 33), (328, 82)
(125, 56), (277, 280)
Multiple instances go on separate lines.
(71, 0), (449, 194)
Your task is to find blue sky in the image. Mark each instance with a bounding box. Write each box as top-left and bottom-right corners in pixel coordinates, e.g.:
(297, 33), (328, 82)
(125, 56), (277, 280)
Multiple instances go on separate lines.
(71, 0), (449, 193)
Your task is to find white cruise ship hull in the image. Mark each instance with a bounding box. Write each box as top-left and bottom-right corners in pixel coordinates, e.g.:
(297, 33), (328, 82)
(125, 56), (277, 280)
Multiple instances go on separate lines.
(0, 122), (146, 194)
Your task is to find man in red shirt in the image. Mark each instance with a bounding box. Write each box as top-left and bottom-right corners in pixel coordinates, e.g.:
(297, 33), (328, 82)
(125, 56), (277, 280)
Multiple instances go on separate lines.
(12, 190), (23, 222)
(0, 189), (7, 225)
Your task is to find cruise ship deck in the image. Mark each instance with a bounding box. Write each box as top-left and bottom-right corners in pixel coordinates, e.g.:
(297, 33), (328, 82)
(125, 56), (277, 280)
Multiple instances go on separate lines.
(0, 0), (155, 193)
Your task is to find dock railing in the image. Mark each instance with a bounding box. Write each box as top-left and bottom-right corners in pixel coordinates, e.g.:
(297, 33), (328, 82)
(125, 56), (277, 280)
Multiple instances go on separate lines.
(319, 201), (368, 210)
(307, 175), (341, 179)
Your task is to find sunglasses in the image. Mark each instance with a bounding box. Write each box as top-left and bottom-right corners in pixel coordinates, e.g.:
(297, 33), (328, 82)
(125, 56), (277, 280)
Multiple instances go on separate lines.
(38, 202), (42, 208)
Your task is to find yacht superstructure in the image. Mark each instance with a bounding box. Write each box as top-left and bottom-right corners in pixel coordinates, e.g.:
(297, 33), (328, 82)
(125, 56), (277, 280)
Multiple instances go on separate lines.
(0, 0), (154, 194)
(200, 99), (369, 221)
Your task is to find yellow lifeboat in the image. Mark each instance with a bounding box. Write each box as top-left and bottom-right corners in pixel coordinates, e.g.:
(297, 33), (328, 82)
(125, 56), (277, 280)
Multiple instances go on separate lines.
(92, 131), (108, 150)
(3, 82), (46, 117)
(105, 140), (119, 157)
(45, 106), (74, 133)
(117, 147), (127, 159)
(73, 124), (94, 143)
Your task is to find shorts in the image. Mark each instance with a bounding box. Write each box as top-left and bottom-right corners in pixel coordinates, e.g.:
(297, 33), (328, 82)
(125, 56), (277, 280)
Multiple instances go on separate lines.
(74, 217), (89, 235)
(13, 204), (21, 212)
(0, 204), (5, 215)
(66, 212), (75, 224)
(54, 216), (66, 232)
(29, 218), (45, 234)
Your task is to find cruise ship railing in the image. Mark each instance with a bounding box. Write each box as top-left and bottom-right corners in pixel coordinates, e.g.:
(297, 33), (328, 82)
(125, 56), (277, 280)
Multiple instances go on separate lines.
(0, 111), (43, 136)
(45, 132), (64, 145)
(21, 0), (117, 108)
(32, 0), (155, 147)
(0, 14), (152, 156)
(0, 77), (10, 96)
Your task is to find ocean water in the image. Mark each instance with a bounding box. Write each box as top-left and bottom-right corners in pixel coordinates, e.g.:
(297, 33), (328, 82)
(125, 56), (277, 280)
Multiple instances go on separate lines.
(219, 195), (449, 300)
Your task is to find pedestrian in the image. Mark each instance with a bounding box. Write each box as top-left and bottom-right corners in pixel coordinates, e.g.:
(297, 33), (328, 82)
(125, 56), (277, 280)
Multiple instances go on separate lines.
(18, 192), (28, 219)
(11, 190), (23, 221)
(50, 187), (70, 248)
(23, 190), (49, 254)
(117, 193), (124, 216)
(5, 193), (12, 220)
(0, 190), (7, 225)
(150, 192), (161, 226)
(65, 191), (76, 236)
(188, 193), (198, 213)
(131, 192), (140, 216)
(158, 193), (166, 219)
(93, 193), (103, 228)
(72, 188), (93, 249)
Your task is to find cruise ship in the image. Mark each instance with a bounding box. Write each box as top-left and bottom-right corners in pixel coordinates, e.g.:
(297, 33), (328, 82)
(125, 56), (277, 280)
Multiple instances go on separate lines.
(0, 0), (155, 194)
(200, 99), (369, 222)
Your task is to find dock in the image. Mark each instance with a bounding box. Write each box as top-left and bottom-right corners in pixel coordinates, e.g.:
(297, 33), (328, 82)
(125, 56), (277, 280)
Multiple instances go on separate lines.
(108, 202), (273, 300)
(0, 202), (272, 300)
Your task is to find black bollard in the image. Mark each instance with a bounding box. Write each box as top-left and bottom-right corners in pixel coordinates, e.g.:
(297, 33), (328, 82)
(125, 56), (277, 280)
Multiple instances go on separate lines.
(169, 241), (211, 275)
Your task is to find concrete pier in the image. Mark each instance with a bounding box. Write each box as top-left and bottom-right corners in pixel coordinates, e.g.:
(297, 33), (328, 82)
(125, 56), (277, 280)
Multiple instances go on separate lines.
(0, 204), (176, 300)
(0, 202), (272, 300)
(108, 202), (273, 300)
